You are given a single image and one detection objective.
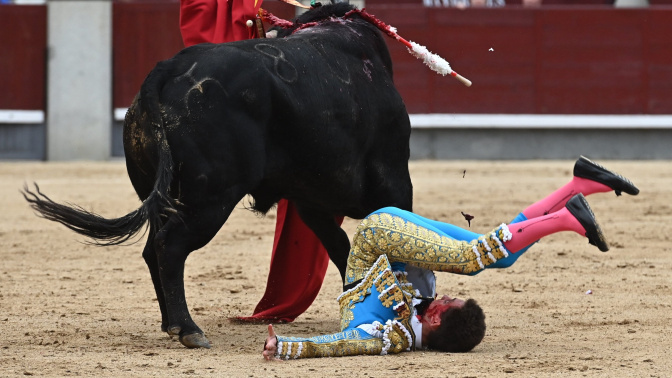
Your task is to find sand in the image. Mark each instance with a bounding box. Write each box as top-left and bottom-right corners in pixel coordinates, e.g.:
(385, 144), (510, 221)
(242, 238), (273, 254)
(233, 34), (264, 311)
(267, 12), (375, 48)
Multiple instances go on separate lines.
(1, 159), (670, 377)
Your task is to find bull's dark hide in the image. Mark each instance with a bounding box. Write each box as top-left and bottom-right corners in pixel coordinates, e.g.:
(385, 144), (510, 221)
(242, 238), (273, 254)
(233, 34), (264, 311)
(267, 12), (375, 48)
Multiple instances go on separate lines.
(23, 2), (413, 349)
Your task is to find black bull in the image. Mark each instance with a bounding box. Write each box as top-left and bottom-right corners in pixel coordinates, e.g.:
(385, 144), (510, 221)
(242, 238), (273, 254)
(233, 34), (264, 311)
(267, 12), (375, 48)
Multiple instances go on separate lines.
(23, 4), (413, 349)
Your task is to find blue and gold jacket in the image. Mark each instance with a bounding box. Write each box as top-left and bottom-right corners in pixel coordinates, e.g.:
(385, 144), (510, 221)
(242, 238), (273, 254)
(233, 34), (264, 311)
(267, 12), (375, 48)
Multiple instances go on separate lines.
(274, 254), (415, 359)
(274, 208), (512, 359)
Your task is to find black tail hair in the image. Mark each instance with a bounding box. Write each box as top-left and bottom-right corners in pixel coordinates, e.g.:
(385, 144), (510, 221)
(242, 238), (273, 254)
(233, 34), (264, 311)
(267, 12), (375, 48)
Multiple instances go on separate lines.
(22, 183), (149, 245)
(22, 61), (177, 246)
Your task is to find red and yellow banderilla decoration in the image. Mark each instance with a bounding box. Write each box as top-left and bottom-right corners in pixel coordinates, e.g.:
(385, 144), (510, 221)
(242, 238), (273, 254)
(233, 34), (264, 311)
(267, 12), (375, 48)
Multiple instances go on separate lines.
(345, 9), (472, 87)
(260, 4), (472, 87)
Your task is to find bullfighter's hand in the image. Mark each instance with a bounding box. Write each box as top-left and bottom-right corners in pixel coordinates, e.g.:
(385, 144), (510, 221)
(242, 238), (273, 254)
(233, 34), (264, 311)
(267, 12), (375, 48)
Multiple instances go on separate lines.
(262, 324), (282, 361)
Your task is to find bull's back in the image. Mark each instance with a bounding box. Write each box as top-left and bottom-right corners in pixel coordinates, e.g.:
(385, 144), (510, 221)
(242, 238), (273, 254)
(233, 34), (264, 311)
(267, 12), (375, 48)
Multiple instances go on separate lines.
(122, 22), (412, 214)
(251, 30), (409, 166)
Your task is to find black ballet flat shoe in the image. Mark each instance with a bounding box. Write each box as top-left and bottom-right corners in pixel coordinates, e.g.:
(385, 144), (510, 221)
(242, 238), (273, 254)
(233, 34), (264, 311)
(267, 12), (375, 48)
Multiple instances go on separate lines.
(573, 155), (639, 196)
(566, 193), (609, 252)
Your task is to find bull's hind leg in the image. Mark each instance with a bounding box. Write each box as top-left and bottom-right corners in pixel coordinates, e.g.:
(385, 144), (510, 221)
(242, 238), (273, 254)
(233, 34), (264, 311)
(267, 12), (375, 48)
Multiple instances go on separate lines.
(294, 205), (351, 282)
(153, 199), (240, 348)
(141, 229), (171, 333)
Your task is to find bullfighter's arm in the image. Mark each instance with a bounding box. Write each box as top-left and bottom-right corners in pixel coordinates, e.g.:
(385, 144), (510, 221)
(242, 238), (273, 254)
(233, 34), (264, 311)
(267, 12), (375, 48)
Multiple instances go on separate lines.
(345, 210), (513, 284)
(263, 323), (411, 360)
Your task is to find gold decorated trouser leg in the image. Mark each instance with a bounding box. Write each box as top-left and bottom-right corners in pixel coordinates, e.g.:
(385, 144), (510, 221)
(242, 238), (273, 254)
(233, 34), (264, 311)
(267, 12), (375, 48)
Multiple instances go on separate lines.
(345, 211), (513, 284)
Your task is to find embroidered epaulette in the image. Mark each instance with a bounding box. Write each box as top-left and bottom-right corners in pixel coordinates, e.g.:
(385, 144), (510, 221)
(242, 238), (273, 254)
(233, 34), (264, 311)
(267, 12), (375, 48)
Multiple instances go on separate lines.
(394, 271), (422, 301)
(374, 269), (396, 293)
(338, 254), (390, 308)
(378, 283), (404, 308)
(337, 255), (413, 330)
(393, 301), (411, 320)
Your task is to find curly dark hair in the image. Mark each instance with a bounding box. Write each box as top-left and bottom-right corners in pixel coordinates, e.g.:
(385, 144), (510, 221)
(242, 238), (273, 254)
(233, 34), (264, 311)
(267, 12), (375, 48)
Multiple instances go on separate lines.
(425, 299), (486, 353)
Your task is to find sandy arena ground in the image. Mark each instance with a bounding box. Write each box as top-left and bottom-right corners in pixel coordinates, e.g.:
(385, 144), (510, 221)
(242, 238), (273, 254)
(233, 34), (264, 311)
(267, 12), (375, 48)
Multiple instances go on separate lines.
(1, 159), (670, 377)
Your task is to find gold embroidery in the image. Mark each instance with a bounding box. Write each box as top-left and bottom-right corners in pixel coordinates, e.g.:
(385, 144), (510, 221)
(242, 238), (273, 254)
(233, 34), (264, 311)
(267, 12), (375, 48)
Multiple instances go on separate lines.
(379, 285), (405, 308)
(395, 302), (410, 320)
(340, 302), (355, 330)
(338, 256), (390, 330)
(387, 327), (407, 354)
(278, 331), (384, 358)
(301, 337), (383, 358)
(373, 269), (395, 293)
(346, 213), (511, 282)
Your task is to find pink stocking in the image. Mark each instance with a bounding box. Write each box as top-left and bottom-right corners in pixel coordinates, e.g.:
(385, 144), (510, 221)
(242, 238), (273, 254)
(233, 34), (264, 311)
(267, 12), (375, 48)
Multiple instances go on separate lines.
(522, 177), (611, 219)
(504, 208), (585, 253)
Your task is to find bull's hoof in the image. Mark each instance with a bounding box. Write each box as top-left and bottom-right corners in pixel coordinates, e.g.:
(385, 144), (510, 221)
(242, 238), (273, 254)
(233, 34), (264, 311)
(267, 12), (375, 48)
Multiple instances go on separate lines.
(180, 332), (211, 349)
(167, 326), (181, 336)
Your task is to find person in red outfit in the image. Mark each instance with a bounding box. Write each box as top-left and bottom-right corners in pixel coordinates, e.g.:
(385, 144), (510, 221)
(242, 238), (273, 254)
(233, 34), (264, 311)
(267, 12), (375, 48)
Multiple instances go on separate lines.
(179, 0), (340, 322)
(180, 0), (262, 44)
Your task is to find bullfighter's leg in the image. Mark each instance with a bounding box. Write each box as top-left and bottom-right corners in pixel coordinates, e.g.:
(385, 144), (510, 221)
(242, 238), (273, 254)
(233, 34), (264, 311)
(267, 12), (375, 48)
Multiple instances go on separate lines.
(487, 156), (639, 269)
(294, 205), (351, 282)
(521, 156), (639, 219)
(153, 198), (239, 348)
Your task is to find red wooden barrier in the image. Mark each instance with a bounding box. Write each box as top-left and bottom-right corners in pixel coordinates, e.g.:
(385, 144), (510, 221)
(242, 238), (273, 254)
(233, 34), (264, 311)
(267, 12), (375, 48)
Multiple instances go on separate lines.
(113, 1), (183, 110)
(3, 2), (669, 115)
(0, 5), (46, 110)
(366, 4), (672, 114)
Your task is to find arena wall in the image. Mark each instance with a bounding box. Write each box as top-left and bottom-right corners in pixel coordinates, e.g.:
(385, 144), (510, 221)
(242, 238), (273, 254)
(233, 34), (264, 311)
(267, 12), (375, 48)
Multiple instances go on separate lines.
(1, 1), (671, 160)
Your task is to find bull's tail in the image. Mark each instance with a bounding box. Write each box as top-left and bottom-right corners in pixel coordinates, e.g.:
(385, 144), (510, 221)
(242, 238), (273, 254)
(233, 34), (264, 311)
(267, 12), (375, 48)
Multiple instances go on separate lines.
(22, 183), (150, 245)
(23, 60), (177, 246)
(22, 166), (173, 245)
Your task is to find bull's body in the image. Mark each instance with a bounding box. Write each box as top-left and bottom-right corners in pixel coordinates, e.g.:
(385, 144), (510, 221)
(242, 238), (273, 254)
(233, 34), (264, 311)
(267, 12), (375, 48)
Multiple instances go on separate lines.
(24, 3), (412, 348)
